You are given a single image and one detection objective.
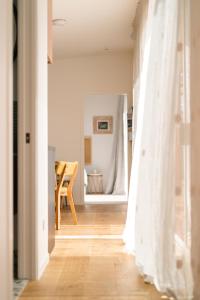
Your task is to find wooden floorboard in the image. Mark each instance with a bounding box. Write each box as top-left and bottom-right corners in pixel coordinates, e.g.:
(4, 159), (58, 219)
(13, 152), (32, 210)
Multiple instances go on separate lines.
(19, 204), (162, 300)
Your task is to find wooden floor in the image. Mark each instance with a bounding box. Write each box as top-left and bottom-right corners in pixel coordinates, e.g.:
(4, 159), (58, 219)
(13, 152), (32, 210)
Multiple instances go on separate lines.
(20, 204), (162, 300)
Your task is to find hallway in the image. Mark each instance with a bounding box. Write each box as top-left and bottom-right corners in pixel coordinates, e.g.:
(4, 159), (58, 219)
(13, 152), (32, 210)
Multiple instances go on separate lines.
(19, 204), (161, 299)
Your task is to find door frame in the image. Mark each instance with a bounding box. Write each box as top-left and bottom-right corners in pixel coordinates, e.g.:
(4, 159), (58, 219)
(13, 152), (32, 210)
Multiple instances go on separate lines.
(83, 94), (129, 204)
(18, 0), (49, 280)
(18, 0), (37, 279)
(0, 0), (13, 299)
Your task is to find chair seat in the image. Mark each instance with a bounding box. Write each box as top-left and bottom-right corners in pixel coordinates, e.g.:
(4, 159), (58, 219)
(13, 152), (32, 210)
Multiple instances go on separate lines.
(60, 186), (68, 195)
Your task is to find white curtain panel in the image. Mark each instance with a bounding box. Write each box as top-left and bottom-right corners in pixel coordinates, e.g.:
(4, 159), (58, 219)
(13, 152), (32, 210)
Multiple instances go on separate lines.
(124, 0), (193, 298)
(105, 96), (126, 195)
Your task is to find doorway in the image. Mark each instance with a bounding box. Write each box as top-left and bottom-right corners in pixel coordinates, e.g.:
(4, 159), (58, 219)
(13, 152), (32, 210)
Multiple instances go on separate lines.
(84, 94), (128, 204)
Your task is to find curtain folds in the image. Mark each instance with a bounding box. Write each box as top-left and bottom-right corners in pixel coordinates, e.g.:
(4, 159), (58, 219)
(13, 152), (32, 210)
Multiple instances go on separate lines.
(124, 0), (193, 298)
(105, 96), (127, 195)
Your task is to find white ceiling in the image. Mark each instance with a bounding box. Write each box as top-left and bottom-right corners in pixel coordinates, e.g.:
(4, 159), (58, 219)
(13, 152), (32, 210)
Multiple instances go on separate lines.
(52, 0), (137, 59)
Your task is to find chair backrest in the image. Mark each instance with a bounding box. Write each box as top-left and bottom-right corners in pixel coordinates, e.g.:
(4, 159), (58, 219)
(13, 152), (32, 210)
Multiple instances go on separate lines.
(55, 161), (78, 192)
(55, 161), (67, 193)
(66, 162), (78, 191)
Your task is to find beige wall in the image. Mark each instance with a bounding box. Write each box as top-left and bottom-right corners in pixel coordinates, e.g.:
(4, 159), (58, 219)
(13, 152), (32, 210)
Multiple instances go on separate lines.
(191, 1), (200, 299)
(48, 52), (133, 204)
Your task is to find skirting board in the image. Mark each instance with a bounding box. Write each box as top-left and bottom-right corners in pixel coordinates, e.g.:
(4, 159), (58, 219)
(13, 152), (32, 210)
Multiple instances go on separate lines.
(38, 254), (49, 279)
(84, 194), (128, 204)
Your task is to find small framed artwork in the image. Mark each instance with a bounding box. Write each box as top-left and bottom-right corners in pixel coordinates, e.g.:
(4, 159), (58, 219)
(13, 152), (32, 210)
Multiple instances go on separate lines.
(93, 116), (113, 134)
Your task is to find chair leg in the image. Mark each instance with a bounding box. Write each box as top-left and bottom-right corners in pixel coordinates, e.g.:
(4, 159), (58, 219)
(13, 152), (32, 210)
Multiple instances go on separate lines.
(55, 191), (61, 230)
(61, 196), (65, 209)
(65, 196), (68, 207)
(67, 191), (78, 225)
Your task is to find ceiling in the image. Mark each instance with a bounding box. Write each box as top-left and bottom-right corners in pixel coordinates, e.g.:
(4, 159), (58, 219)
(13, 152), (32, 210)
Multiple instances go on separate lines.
(52, 0), (137, 59)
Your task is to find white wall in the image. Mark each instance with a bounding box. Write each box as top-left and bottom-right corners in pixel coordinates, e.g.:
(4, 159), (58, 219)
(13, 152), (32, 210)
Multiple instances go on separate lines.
(49, 52), (133, 204)
(84, 95), (120, 190)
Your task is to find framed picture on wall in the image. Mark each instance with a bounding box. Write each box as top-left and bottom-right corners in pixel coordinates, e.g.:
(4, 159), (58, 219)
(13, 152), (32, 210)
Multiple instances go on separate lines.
(93, 116), (113, 134)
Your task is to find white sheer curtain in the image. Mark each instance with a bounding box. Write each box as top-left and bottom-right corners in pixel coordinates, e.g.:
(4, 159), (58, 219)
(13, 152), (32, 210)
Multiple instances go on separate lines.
(105, 96), (127, 195)
(124, 0), (193, 298)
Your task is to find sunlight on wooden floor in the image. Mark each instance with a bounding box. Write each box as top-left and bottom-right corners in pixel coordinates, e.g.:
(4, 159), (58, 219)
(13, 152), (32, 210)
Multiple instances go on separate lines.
(19, 204), (162, 300)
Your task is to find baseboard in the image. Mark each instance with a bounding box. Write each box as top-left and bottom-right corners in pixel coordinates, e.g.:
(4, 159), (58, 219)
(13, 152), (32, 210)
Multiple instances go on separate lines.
(84, 194), (128, 204)
(37, 253), (49, 279)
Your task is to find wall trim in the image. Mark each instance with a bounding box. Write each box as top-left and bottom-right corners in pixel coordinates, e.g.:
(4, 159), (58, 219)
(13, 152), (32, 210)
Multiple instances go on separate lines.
(38, 254), (50, 279)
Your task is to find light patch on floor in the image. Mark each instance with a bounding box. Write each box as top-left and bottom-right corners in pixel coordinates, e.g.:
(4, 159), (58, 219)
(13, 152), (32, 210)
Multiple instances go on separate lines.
(19, 204), (162, 299)
(85, 194), (128, 204)
(56, 234), (123, 240)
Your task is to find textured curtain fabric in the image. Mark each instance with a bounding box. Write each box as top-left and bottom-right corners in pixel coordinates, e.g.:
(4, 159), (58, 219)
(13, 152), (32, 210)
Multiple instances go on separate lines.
(105, 96), (127, 195)
(124, 0), (193, 298)
(132, 0), (148, 141)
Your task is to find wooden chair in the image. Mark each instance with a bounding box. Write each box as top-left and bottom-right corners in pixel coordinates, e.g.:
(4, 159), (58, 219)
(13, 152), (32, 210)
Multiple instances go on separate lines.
(55, 161), (78, 230)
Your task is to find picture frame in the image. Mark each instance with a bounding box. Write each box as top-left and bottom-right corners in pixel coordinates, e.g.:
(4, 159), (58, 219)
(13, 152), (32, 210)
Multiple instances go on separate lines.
(93, 116), (113, 134)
